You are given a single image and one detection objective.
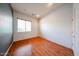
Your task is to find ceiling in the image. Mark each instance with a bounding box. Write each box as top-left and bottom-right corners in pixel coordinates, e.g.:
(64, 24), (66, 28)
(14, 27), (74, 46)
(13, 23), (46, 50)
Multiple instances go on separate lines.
(11, 3), (64, 19)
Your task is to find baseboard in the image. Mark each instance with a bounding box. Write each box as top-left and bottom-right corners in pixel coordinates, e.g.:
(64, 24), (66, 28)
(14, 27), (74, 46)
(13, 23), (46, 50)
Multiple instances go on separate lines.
(13, 36), (39, 42)
(4, 41), (13, 56)
(40, 36), (73, 50)
(4, 36), (74, 56)
(4, 36), (39, 56)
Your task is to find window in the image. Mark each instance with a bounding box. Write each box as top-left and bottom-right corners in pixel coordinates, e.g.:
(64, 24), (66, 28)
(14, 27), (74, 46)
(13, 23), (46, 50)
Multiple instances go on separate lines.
(25, 21), (31, 32)
(17, 18), (32, 32)
(18, 19), (25, 32)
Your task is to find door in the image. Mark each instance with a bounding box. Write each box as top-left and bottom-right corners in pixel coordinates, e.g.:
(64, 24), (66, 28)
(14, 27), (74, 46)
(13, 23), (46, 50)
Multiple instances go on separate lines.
(0, 4), (13, 55)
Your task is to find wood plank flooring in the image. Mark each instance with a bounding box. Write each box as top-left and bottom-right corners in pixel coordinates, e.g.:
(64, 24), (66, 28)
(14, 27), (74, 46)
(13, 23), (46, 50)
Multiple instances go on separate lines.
(7, 37), (74, 56)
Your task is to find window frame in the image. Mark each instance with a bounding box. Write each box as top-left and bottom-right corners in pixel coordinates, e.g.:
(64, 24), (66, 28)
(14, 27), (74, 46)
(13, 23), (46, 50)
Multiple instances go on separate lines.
(25, 20), (32, 32)
(17, 18), (32, 32)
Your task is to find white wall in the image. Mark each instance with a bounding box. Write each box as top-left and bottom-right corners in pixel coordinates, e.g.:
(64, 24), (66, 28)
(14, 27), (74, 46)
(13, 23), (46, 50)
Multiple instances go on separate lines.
(13, 11), (39, 41)
(73, 4), (79, 56)
(39, 4), (73, 49)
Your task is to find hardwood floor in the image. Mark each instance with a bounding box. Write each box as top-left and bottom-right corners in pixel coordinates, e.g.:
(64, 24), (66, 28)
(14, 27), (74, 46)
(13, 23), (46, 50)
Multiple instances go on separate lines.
(7, 37), (74, 56)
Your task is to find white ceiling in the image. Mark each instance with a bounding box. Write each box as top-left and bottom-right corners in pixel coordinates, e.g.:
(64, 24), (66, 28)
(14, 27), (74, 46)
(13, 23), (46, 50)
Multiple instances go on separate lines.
(11, 3), (64, 19)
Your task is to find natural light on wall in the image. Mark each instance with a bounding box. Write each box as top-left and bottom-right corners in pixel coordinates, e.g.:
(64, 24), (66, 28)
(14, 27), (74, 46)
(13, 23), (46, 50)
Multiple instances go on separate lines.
(47, 3), (53, 7)
(18, 19), (31, 32)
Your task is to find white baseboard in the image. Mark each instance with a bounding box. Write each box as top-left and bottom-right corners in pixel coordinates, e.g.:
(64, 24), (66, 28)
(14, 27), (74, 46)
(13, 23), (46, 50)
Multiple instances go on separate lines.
(4, 36), (38, 56)
(4, 41), (13, 56)
(40, 36), (73, 50)
(13, 36), (39, 42)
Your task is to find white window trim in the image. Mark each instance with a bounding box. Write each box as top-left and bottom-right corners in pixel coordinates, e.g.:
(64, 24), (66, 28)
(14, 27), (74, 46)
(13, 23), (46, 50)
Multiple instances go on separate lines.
(17, 18), (32, 32)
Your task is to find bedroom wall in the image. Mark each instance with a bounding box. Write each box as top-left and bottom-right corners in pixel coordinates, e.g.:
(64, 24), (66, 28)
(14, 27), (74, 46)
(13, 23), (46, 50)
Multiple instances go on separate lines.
(13, 11), (39, 41)
(39, 4), (73, 49)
